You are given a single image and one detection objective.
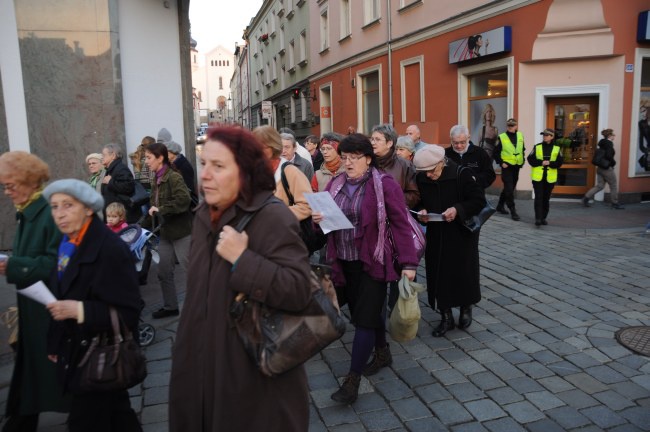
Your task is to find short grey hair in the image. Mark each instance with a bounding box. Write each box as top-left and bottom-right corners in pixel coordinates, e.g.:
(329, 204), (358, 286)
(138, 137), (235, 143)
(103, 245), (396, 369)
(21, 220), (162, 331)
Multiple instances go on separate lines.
(395, 136), (415, 153)
(449, 125), (470, 138)
(371, 123), (397, 145)
(280, 132), (296, 147)
(321, 132), (344, 143)
(103, 143), (124, 159)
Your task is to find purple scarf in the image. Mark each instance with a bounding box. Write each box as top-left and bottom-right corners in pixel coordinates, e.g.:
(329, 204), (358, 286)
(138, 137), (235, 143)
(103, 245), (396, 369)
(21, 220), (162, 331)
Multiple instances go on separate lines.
(328, 167), (388, 264)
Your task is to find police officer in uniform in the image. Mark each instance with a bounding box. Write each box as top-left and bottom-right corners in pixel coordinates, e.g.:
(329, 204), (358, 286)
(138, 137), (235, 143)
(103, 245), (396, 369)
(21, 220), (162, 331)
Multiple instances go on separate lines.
(494, 118), (525, 220)
(527, 128), (563, 226)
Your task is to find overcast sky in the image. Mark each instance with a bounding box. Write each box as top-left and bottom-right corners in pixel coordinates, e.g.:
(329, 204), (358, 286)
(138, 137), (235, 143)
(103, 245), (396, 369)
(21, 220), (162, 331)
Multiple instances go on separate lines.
(189, 0), (264, 55)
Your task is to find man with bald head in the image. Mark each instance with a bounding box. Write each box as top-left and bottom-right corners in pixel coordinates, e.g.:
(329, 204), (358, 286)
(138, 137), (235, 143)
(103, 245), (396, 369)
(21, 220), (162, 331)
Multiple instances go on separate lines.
(406, 125), (429, 152)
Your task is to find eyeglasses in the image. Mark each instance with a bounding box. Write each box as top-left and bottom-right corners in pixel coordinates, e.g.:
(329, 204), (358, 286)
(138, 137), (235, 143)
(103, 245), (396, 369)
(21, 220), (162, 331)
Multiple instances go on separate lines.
(340, 154), (366, 163)
(0, 183), (17, 192)
(320, 146), (335, 152)
(370, 136), (386, 143)
(452, 140), (468, 146)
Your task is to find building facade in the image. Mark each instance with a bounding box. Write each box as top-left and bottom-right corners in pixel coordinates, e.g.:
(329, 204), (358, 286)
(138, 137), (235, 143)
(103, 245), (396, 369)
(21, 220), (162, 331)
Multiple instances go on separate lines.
(305, 0), (650, 201)
(0, 0), (194, 248)
(244, 0), (316, 140)
(192, 45), (235, 125)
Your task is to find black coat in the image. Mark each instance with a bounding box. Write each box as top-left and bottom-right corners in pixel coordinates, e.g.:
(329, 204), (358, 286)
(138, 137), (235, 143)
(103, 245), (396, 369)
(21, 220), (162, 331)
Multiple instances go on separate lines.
(101, 158), (140, 223)
(445, 142), (496, 189)
(47, 217), (142, 393)
(416, 160), (486, 310)
(311, 149), (324, 171)
(597, 138), (616, 168)
(172, 154), (198, 202)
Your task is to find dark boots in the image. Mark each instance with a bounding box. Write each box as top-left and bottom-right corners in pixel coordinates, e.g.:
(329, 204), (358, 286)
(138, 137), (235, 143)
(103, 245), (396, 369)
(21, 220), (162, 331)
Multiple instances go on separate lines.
(458, 305), (473, 330)
(331, 373), (361, 404)
(432, 309), (455, 337)
(363, 344), (392, 376)
(509, 207), (521, 221)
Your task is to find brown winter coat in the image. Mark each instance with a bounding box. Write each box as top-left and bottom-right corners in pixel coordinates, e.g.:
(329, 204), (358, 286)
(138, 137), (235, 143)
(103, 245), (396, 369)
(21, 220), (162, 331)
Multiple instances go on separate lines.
(169, 190), (312, 432)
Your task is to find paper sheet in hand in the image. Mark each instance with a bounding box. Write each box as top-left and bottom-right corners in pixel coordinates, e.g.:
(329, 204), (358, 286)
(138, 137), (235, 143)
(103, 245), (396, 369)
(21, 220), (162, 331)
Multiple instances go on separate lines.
(18, 281), (56, 305)
(305, 192), (354, 234)
(409, 209), (444, 222)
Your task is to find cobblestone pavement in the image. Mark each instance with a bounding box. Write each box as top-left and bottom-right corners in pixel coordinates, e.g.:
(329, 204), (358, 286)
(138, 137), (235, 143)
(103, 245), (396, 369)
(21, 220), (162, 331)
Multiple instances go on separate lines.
(1, 199), (649, 431)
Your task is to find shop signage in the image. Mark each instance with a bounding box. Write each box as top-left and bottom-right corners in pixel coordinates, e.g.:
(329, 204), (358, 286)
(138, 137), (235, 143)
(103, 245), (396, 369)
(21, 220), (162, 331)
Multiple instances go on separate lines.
(261, 100), (272, 119)
(449, 26), (511, 64)
(638, 11), (650, 42)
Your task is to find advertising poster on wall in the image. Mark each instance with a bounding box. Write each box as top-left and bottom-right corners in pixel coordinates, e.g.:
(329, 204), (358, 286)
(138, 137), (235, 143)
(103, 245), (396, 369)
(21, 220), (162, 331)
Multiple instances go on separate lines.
(637, 91), (650, 175)
(469, 97), (507, 160)
(449, 26), (512, 64)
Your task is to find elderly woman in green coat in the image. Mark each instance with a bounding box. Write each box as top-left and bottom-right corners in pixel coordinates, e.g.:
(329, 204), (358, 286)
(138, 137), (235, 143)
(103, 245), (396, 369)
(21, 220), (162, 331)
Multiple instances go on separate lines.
(0, 151), (69, 432)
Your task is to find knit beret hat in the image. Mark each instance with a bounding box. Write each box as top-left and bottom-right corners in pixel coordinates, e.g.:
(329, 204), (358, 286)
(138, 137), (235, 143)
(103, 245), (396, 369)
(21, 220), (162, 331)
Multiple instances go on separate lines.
(413, 145), (446, 171)
(43, 179), (104, 214)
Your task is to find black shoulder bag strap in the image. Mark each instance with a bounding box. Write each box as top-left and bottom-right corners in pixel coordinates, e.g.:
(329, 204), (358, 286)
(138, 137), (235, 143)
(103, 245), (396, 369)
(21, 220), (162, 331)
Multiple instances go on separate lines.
(280, 162), (296, 206)
(234, 196), (281, 233)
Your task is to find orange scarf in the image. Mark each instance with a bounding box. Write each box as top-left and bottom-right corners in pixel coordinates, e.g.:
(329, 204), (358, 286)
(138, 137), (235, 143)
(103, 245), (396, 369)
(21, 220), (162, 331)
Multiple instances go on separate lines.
(69, 218), (92, 246)
(324, 156), (342, 175)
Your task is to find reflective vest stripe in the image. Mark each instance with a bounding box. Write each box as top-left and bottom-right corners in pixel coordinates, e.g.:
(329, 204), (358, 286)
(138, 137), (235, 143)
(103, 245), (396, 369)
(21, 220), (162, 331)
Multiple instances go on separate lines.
(499, 132), (524, 165)
(531, 144), (560, 183)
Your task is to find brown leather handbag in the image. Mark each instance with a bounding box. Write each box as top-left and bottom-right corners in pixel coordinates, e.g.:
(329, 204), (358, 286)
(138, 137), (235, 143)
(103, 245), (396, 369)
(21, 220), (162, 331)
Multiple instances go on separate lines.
(77, 307), (147, 392)
(229, 202), (346, 377)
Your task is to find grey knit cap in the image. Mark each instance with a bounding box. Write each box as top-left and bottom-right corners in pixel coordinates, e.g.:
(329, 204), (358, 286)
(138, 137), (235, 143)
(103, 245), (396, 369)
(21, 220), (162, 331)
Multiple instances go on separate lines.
(43, 179), (104, 213)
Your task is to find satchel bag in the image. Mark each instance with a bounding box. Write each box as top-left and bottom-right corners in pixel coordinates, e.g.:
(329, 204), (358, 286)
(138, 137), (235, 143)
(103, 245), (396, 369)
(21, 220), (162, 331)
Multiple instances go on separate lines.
(77, 307), (147, 392)
(457, 167), (495, 233)
(229, 203), (346, 377)
(389, 276), (426, 342)
(280, 163), (327, 253)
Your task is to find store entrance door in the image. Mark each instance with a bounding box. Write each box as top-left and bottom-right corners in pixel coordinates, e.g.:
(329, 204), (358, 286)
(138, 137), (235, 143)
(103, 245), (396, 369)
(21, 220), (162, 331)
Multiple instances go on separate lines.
(547, 97), (598, 195)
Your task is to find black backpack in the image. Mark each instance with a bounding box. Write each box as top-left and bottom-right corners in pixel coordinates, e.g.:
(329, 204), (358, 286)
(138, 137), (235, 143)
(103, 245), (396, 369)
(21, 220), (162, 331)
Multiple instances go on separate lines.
(591, 148), (610, 169)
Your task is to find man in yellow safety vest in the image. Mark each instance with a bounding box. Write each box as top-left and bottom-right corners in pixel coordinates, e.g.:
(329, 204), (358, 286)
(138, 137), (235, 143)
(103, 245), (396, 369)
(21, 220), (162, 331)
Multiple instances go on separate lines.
(527, 128), (564, 226)
(494, 118), (525, 220)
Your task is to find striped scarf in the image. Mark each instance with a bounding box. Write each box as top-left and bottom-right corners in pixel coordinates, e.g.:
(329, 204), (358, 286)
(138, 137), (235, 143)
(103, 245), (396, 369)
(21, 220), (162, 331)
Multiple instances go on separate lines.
(328, 167), (387, 264)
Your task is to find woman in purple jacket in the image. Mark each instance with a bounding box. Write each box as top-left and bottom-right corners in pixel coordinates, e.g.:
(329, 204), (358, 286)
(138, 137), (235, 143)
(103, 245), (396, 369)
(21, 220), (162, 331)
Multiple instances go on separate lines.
(313, 134), (418, 405)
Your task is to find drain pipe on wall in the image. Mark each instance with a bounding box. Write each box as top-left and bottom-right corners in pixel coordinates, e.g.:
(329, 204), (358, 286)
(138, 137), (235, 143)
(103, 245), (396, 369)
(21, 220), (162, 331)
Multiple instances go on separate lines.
(387, 0), (394, 126)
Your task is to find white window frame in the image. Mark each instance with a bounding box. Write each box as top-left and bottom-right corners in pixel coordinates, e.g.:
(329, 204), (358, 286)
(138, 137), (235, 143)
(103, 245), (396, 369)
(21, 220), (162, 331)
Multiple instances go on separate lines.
(399, 55), (425, 123)
(356, 64), (383, 134)
(458, 57), (514, 128)
(290, 96), (296, 123)
(279, 25), (286, 53)
(301, 93), (307, 121)
(320, 5), (329, 52)
(272, 57), (278, 82)
(339, 0), (351, 40)
(363, 0), (380, 25)
(288, 40), (295, 71)
(299, 30), (307, 63)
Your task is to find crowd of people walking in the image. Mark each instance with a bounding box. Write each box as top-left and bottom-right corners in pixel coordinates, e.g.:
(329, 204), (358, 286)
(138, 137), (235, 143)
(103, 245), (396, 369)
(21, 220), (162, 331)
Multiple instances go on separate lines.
(0, 119), (625, 430)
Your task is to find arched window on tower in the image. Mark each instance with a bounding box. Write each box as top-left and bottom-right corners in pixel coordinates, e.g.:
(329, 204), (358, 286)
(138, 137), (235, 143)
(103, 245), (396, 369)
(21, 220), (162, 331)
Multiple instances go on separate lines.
(219, 76), (223, 90)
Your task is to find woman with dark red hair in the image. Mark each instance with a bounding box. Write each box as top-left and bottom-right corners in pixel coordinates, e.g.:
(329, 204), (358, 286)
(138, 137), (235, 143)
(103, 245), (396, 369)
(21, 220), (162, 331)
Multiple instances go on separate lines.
(169, 126), (312, 432)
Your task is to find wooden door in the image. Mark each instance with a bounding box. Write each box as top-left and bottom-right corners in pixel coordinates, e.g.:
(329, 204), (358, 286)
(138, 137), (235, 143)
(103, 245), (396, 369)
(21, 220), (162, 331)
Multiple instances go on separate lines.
(546, 97), (598, 195)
